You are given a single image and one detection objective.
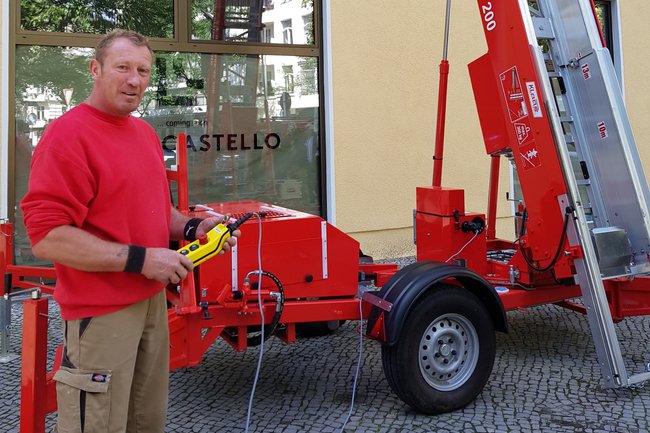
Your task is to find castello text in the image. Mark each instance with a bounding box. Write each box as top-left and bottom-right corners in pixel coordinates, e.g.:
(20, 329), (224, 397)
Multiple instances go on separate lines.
(161, 133), (281, 152)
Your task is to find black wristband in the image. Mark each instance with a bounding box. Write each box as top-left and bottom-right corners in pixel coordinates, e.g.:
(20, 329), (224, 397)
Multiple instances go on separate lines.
(124, 245), (146, 274)
(183, 217), (203, 241)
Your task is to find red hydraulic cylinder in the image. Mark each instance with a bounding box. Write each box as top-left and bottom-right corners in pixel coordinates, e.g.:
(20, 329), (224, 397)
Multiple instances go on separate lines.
(486, 155), (500, 240)
(432, 59), (450, 187)
(432, 0), (452, 187)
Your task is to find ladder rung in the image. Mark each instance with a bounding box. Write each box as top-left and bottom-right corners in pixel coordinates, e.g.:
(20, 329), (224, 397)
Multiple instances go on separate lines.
(576, 179), (592, 186)
(559, 116), (574, 123)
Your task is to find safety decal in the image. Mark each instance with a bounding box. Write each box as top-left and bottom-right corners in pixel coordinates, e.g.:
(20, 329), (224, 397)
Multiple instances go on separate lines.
(581, 63), (591, 80)
(519, 144), (541, 171)
(525, 81), (543, 118)
(500, 66), (528, 123)
(514, 121), (532, 146)
(597, 121), (608, 139)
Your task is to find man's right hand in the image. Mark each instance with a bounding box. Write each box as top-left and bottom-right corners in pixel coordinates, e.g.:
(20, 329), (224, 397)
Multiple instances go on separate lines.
(141, 247), (194, 285)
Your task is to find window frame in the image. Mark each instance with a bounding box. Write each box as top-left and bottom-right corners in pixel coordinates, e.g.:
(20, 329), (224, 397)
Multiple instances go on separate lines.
(12, 1), (320, 55)
(281, 19), (293, 44)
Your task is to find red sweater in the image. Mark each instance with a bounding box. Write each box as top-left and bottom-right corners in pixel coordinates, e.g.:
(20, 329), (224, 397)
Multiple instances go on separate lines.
(21, 104), (171, 320)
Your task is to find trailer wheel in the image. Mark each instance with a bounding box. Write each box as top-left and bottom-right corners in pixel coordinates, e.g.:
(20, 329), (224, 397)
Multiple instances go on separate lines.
(382, 284), (495, 414)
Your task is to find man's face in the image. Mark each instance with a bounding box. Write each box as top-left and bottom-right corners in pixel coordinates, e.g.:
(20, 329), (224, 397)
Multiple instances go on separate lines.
(89, 38), (152, 117)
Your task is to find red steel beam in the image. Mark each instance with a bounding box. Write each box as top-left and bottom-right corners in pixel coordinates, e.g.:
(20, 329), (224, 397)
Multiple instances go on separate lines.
(20, 297), (50, 433)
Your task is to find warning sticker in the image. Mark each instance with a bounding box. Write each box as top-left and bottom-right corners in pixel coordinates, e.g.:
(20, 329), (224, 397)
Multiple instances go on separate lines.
(500, 66), (541, 170)
(500, 67), (528, 123)
(525, 81), (543, 118)
(514, 121), (532, 146)
(519, 144), (542, 171)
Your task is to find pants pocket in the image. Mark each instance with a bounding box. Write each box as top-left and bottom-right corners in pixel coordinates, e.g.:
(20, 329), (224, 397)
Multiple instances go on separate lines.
(54, 366), (112, 433)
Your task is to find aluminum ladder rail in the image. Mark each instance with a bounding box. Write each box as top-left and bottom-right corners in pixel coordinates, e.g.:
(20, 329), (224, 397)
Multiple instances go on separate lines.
(519, 0), (650, 387)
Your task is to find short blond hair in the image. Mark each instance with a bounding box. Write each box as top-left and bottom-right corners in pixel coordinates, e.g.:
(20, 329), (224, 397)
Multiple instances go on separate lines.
(95, 29), (154, 65)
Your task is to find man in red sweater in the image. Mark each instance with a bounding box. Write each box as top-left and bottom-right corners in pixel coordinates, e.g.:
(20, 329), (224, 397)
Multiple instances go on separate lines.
(20, 30), (236, 433)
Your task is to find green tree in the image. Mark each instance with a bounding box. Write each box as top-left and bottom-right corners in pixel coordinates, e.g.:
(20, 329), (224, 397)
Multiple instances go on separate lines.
(21, 0), (173, 37)
(144, 52), (206, 116)
(15, 46), (93, 107)
(16, 0), (175, 107)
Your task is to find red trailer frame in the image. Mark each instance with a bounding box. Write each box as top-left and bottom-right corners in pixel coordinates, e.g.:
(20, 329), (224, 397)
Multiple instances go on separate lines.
(6, 132), (399, 432)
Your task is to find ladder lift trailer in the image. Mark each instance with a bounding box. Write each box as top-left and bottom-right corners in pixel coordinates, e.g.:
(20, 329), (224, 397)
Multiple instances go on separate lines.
(6, 0), (650, 431)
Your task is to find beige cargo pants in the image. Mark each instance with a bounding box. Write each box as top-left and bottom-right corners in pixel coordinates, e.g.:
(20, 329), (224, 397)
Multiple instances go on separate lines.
(53, 290), (169, 433)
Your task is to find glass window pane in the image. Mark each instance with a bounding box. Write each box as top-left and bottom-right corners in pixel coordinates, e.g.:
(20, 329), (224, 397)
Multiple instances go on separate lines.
(13, 46), (321, 265)
(20, 0), (174, 38)
(191, 0), (315, 44)
(143, 52), (321, 214)
(14, 45), (95, 264)
(594, 1), (613, 54)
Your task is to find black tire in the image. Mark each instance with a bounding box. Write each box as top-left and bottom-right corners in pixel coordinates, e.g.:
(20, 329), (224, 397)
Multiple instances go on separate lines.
(382, 284), (496, 414)
(296, 320), (343, 338)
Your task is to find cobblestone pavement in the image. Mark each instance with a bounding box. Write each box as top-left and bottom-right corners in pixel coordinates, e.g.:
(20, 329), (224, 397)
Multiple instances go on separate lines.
(3, 286), (650, 432)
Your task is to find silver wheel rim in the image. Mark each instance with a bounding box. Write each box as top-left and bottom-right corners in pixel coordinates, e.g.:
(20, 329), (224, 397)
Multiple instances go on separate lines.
(418, 313), (480, 391)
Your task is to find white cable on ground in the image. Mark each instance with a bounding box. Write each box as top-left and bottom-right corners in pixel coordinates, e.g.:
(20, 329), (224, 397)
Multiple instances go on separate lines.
(245, 213), (264, 433)
(241, 213), (366, 433)
(339, 297), (364, 432)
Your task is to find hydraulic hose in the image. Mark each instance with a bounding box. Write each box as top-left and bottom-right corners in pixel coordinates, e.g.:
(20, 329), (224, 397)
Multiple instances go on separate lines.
(224, 270), (285, 347)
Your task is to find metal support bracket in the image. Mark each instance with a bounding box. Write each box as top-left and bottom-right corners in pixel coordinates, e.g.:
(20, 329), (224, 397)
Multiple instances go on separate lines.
(0, 292), (15, 362)
(361, 291), (393, 312)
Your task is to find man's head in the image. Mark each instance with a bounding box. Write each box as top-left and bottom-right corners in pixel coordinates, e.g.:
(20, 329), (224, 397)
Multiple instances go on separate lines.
(86, 30), (153, 117)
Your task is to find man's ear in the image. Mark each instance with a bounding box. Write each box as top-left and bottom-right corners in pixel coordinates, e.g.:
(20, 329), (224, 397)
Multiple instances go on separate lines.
(89, 59), (101, 79)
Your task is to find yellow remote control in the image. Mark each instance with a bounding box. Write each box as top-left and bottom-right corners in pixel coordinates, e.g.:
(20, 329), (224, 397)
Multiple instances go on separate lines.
(178, 223), (231, 266)
(177, 212), (256, 266)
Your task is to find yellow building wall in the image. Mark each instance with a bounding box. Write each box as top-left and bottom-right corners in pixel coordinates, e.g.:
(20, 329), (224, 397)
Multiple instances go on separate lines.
(330, 1), (509, 259)
(330, 0), (650, 260)
(621, 2), (650, 171)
